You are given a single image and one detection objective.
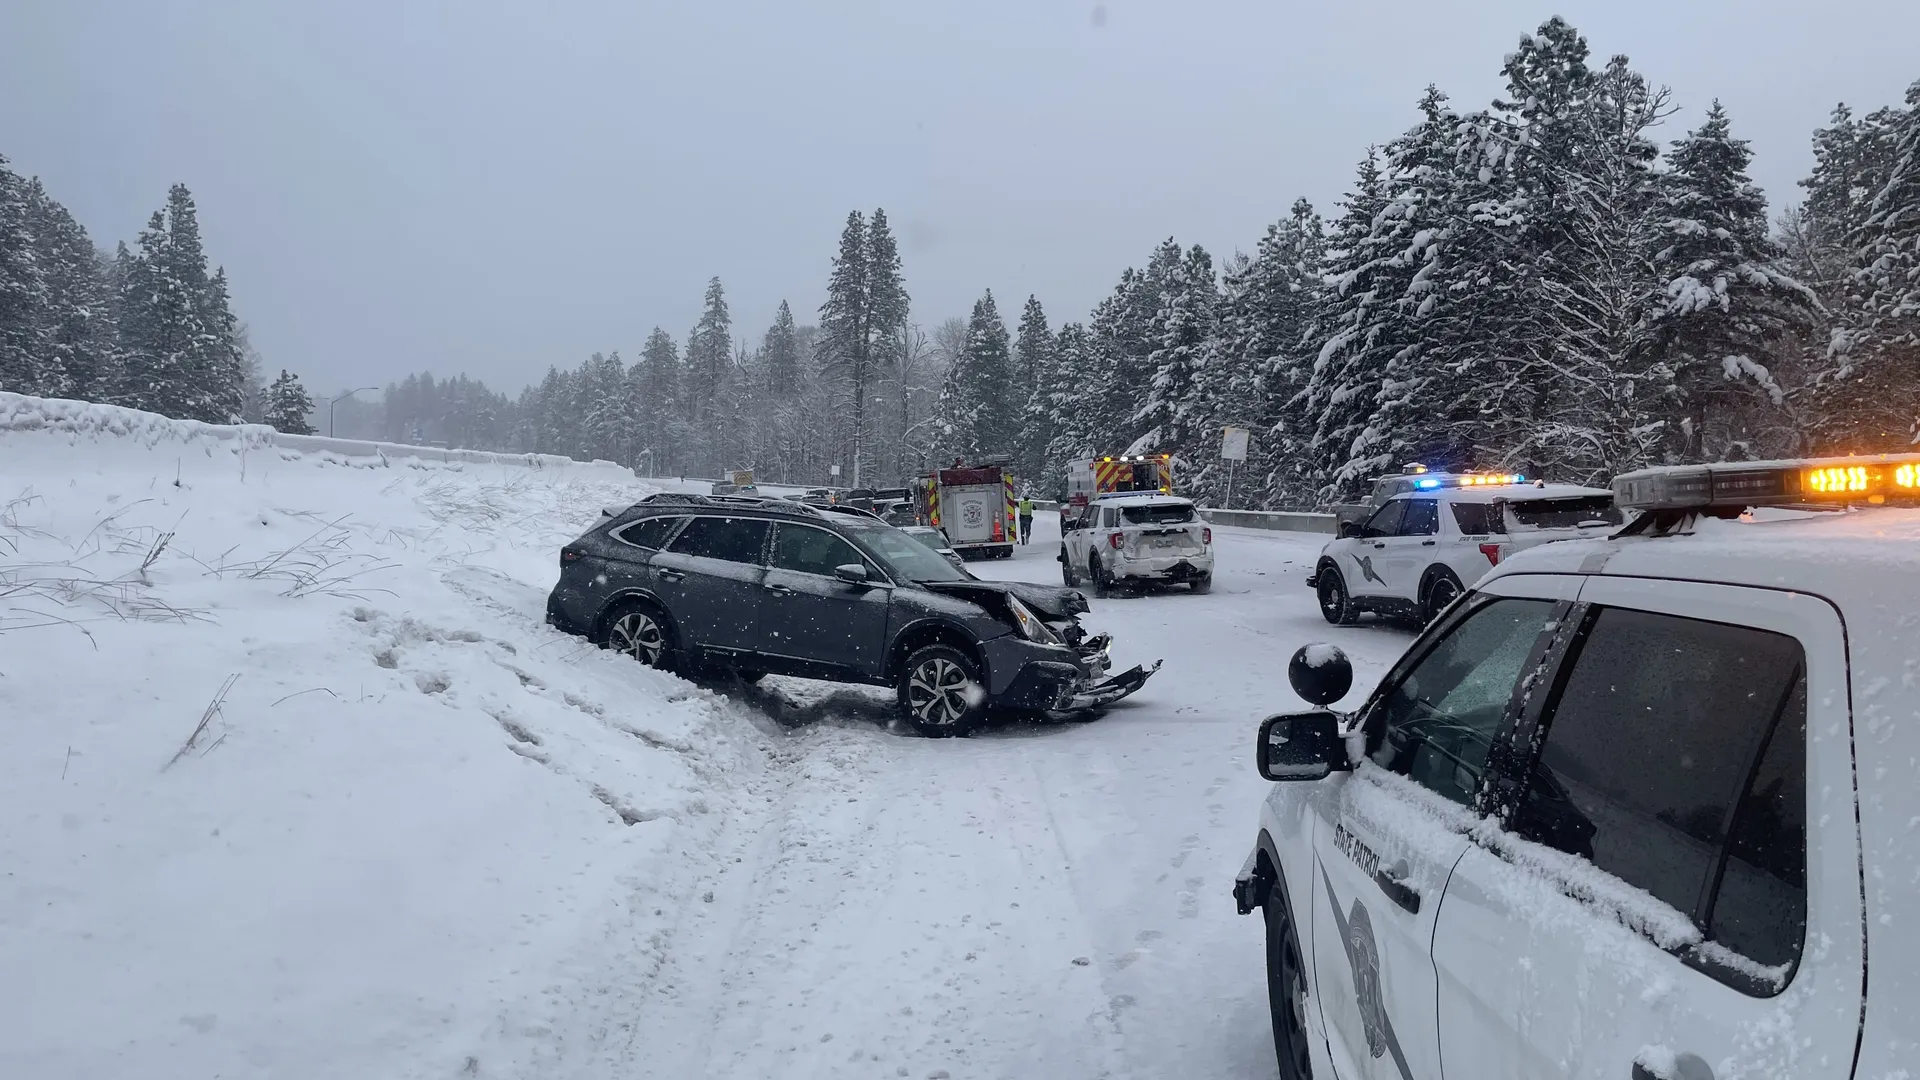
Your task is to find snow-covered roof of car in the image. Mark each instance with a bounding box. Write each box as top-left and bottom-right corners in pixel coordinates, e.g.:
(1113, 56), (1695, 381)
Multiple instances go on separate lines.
(1092, 492), (1193, 507)
(1395, 482), (1612, 503)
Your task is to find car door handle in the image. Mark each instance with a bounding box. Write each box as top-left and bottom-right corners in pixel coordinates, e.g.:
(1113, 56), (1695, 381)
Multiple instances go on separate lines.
(1633, 1055), (1714, 1080)
(764, 583), (794, 596)
(654, 568), (685, 583)
(1373, 859), (1420, 914)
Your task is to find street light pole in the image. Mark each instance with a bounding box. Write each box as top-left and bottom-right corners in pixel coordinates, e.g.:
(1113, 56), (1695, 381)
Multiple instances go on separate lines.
(329, 387), (379, 439)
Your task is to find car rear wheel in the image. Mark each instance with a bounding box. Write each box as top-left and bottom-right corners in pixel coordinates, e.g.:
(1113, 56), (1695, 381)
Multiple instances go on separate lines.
(897, 644), (986, 737)
(1421, 570), (1464, 625)
(602, 602), (674, 669)
(1089, 554), (1116, 598)
(1316, 565), (1357, 626)
(1266, 884), (1314, 1079)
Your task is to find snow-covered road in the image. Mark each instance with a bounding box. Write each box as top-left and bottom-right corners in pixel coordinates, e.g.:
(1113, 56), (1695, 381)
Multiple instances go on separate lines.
(1, 406), (1424, 1080)
(593, 514), (1422, 1080)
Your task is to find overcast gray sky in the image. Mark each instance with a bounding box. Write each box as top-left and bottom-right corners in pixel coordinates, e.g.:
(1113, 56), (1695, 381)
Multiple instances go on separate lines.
(4, 1), (1917, 396)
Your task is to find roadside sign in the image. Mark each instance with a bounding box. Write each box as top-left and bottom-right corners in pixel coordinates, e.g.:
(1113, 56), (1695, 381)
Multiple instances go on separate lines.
(1222, 427), (1250, 461)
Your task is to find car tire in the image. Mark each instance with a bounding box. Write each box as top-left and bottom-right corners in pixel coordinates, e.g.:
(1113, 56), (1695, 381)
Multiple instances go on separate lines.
(1420, 570), (1464, 626)
(897, 644), (987, 737)
(600, 600), (677, 670)
(1265, 883), (1315, 1080)
(1190, 573), (1213, 595)
(1315, 565), (1358, 626)
(1089, 554), (1115, 598)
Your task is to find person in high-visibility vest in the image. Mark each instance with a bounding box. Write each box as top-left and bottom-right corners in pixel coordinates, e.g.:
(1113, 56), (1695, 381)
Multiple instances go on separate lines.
(1017, 493), (1035, 545)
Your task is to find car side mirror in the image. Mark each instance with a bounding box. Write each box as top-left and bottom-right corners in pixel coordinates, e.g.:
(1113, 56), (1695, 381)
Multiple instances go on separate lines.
(1287, 644), (1353, 706)
(1257, 711), (1352, 781)
(834, 563), (870, 584)
(1337, 520), (1360, 539)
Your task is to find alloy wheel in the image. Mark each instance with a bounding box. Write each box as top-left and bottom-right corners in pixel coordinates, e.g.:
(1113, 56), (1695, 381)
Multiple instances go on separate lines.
(609, 610), (666, 667)
(907, 657), (974, 727)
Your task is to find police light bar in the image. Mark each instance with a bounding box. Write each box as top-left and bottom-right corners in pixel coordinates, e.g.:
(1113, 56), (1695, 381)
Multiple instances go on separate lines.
(1612, 453), (1920, 512)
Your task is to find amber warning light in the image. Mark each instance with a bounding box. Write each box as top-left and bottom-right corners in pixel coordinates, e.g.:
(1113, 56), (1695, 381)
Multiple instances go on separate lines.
(1615, 453), (1920, 513)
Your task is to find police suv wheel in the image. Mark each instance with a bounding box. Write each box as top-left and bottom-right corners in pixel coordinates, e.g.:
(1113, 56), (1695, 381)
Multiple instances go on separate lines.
(1089, 554), (1115, 597)
(1265, 888), (1314, 1079)
(898, 644), (986, 737)
(1316, 566), (1357, 626)
(1421, 571), (1463, 625)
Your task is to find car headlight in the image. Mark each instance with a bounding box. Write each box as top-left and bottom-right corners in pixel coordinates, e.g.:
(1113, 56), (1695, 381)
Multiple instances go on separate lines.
(1006, 595), (1063, 645)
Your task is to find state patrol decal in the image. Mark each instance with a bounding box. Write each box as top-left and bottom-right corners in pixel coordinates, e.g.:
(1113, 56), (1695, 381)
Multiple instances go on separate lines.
(1319, 863), (1415, 1079)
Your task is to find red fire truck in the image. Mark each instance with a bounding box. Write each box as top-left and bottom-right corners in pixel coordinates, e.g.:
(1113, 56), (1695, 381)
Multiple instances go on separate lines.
(914, 462), (1017, 561)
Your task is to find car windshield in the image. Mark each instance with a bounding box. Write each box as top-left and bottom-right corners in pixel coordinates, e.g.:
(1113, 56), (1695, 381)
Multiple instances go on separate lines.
(1120, 503), (1195, 526)
(840, 522), (968, 582)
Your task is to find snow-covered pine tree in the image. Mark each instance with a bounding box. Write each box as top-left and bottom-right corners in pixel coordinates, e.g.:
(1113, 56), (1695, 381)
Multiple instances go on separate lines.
(1136, 244), (1221, 495)
(1034, 321), (1102, 495)
(635, 328), (682, 474)
(22, 178), (113, 401)
(580, 350), (630, 463)
(111, 185), (243, 421)
(264, 369), (316, 434)
(1827, 79), (1920, 447)
(1649, 101), (1816, 459)
(0, 155), (49, 395)
(943, 290), (1016, 460)
(1302, 149), (1396, 501)
(1221, 198), (1328, 508)
(1012, 295), (1053, 480)
(763, 300), (801, 395)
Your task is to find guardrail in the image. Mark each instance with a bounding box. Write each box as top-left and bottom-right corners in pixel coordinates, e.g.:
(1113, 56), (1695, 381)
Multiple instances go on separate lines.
(1200, 508), (1337, 534)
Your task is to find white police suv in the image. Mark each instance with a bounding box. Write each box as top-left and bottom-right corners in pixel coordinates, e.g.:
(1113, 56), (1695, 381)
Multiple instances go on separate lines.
(1310, 475), (1622, 626)
(1235, 453), (1920, 1080)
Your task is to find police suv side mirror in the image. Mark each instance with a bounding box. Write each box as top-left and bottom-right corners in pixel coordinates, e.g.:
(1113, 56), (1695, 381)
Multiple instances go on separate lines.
(1257, 711), (1351, 781)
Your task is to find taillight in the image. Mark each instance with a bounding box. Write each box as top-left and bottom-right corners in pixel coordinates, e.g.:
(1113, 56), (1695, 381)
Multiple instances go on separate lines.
(1203, 527), (1212, 545)
(1109, 532), (1125, 550)
(561, 546), (584, 567)
(1479, 542), (1502, 566)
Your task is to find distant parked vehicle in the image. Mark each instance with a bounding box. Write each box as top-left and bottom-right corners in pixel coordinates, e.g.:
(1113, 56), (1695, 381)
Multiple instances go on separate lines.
(899, 525), (967, 570)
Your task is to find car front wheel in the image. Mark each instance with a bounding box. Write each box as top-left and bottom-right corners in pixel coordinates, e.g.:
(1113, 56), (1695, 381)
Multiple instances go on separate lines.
(1266, 884), (1314, 1079)
(1316, 565), (1357, 626)
(897, 644), (987, 737)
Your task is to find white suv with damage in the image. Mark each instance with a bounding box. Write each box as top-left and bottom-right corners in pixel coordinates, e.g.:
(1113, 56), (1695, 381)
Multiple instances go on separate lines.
(1060, 492), (1214, 595)
(1234, 453), (1920, 1080)
(1310, 478), (1621, 626)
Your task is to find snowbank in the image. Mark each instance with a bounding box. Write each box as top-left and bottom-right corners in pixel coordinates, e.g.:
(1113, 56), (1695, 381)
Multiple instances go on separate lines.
(0, 395), (774, 1079)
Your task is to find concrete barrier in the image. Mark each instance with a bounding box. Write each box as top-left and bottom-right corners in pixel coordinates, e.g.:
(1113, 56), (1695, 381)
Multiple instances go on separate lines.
(1200, 508), (1337, 534)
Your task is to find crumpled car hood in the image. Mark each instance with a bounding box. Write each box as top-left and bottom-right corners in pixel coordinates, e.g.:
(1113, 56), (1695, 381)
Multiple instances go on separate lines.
(920, 579), (1089, 618)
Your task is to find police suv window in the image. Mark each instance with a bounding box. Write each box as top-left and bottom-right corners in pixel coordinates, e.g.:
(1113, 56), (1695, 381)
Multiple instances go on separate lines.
(615, 515), (682, 551)
(1450, 503), (1500, 535)
(1515, 607), (1807, 983)
(1366, 598), (1557, 805)
(666, 516), (770, 564)
(1399, 498), (1439, 536)
(1361, 499), (1405, 539)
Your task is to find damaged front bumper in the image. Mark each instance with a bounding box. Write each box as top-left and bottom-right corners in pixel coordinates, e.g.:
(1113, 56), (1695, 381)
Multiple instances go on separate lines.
(985, 630), (1162, 716)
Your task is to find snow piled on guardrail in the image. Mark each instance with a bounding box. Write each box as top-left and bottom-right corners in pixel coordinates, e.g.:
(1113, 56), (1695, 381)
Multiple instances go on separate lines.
(0, 391), (776, 1079)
